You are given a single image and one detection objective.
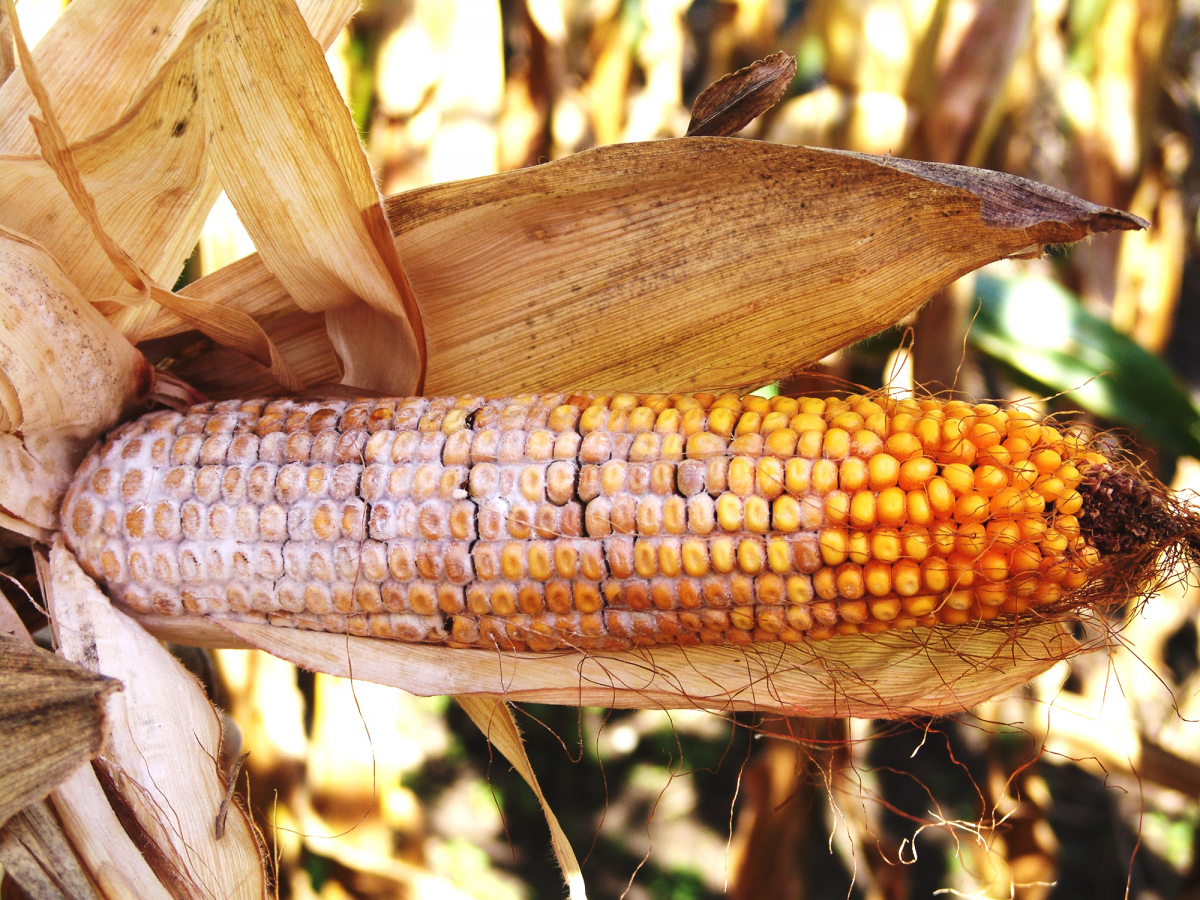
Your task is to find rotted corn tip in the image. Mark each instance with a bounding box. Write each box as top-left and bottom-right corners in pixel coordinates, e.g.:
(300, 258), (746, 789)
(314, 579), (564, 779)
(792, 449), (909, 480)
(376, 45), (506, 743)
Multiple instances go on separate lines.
(1077, 465), (1177, 558)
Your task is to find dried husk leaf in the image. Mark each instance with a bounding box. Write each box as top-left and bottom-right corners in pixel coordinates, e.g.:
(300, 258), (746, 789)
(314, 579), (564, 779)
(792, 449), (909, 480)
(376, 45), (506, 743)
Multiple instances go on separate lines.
(200, 618), (1076, 718)
(0, 228), (145, 539)
(0, 801), (102, 900)
(51, 765), (175, 900)
(0, 0), (355, 397)
(0, 635), (118, 828)
(0, 0), (209, 155)
(686, 51), (797, 137)
(2, 0), (304, 395)
(457, 698), (587, 900)
(139, 140), (1143, 396)
(0, 13), (217, 309)
(199, 0), (425, 394)
(392, 140), (1145, 394)
(46, 539), (267, 900)
(162, 310), (342, 401)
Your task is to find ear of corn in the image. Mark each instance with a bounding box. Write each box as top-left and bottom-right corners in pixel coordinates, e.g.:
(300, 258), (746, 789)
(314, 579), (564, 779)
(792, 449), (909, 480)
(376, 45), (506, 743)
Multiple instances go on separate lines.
(60, 391), (1111, 652)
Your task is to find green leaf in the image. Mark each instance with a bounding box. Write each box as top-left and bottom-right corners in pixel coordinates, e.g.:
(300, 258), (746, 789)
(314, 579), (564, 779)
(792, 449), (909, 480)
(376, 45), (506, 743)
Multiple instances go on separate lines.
(970, 274), (1200, 459)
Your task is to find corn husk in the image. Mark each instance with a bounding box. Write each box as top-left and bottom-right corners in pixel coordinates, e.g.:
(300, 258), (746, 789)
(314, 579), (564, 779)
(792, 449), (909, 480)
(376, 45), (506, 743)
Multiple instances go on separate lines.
(51, 765), (175, 900)
(0, 591), (156, 900)
(194, 618), (1074, 718)
(143, 138), (1144, 398)
(45, 539), (266, 900)
(199, 0), (424, 394)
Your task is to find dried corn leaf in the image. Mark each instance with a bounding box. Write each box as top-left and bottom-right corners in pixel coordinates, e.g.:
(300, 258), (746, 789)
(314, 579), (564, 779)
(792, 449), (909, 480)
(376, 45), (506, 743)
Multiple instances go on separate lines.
(0, 0), (209, 155)
(0, 13), (216, 309)
(0, 0), (354, 384)
(0, 228), (145, 539)
(206, 618), (1074, 718)
(0, 636), (118, 828)
(163, 310), (342, 401)
(0, 801), (102, 900)
(139, 140), (1143, 396)
(46, 539), (267, 900)
(200, 0), (425, 394)
(458, 697), (586, 900)
(686, 51), (797, 137)
(2, 0), (304, 397)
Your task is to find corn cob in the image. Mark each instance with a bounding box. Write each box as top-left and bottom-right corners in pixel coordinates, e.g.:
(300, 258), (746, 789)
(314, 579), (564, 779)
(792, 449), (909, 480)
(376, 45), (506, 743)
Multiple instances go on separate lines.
(60, 391), (1180, 652)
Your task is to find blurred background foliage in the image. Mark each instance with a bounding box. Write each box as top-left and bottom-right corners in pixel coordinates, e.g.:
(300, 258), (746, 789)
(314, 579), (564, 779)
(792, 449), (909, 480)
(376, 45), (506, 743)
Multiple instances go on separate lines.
(12, 0), (1200, 898)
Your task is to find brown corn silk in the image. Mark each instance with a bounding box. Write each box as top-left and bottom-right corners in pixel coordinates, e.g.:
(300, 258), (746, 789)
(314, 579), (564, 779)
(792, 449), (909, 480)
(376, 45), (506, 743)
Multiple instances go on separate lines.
(61, 390), (1180, 660)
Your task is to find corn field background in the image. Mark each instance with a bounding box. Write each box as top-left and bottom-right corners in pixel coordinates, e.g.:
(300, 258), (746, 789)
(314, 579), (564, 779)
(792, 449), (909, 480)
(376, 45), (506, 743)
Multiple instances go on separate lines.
(6, 0), (1200, 898)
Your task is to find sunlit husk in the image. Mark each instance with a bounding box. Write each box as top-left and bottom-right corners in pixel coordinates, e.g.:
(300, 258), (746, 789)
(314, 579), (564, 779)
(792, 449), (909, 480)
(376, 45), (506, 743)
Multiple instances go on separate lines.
(139, 139), (1142, 399)
(0, 0), (209, 155)
(0, 0), (355, 310)
(199, 0), (424, 394)
(0, 14), (217, 313)
(46, 539), (267, 899)
(120, 614), (1076, 719)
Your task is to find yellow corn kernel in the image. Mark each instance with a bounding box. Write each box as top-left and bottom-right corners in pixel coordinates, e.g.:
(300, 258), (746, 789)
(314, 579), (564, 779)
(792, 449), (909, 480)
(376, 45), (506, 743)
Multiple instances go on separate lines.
(824, 428), (850, 459)
(716, 493), (743, 531)
(893, 559), (922, 596)
(849, 491), (876, 529)
(870, 527), (902, 563)
(745, 496), (770, 533)
(864, 560), (892, 596)
(735, 411), (763, 436)
(835, 564), (865, 599)
(886, 431), (923, 461)
(778, 460), (809, 498)
(825, 491), (850, 526)
(867, 453), (900, 490)
(930, 520), (958, 556)
(711, 537), (736, 574)
(758, 457), (785, 498)
(847, 530), (870, 566)
(926, 477), (955, 517)
(764, 425), (798, 458)
(811, 458), (839, 493)
(953, 493), (989, 524)
(901, 525), (932, 561)
(840, 457), (868, 492)
(898, 455), (936, 490)
(738, 539), (765, 574)
(767, 539), (792, 573)
(819, 527), (849, 566)
(906, 489), (934, 526)
(708, 407), (736, 438)
(957, 523), (986, 556)
(943, 463), (975, 496)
